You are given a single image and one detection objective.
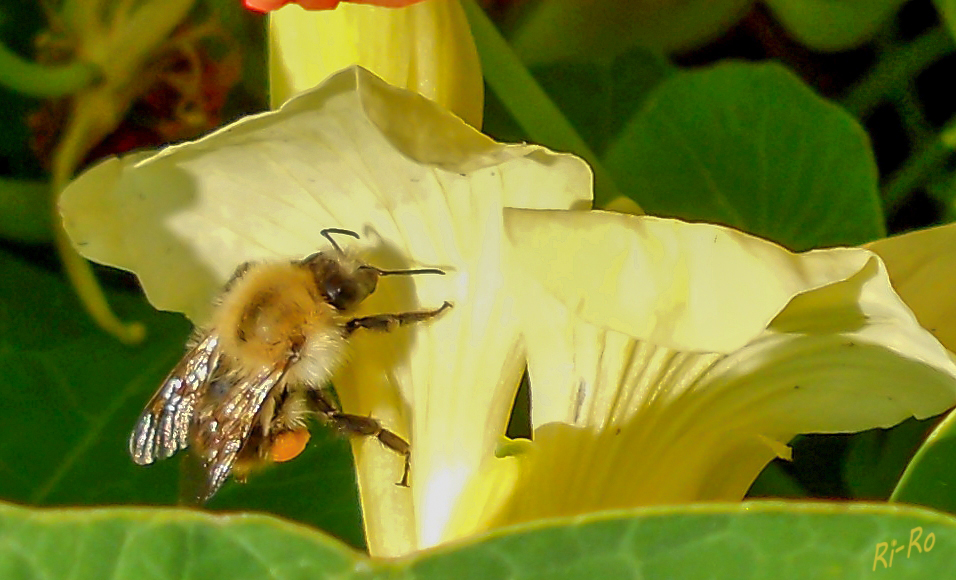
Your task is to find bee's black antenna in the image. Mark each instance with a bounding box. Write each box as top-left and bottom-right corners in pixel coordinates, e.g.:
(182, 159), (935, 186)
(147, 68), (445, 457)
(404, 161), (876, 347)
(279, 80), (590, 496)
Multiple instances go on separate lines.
(321, 228), (444, 276)
(321, 228), (360, 254)
(360, 265), (446, 277)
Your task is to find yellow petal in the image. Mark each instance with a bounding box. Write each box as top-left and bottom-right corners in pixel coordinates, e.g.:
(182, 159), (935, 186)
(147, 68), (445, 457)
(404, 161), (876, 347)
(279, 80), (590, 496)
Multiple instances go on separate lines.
(491, 209), (956, 528)
(866, 223), (956, 354)
(504, 209), (871, 353)
(60, 67), (578, 320)
(269, 0), (483, 127)
(59, 66), (590, 555)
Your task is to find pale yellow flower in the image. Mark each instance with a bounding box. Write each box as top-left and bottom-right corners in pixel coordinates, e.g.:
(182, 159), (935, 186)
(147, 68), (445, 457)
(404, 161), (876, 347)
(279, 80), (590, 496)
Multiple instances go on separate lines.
(485, 210), (956, 528)
(60, 67), (956, 557)
(60, 66), (580, 556)
(867, 225), (956, 354)
(269, 0), (483, 127)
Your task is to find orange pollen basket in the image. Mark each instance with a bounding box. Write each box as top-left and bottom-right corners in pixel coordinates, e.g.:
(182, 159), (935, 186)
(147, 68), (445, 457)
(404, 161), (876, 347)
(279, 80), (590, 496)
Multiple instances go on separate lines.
(270, 428), (312, 462)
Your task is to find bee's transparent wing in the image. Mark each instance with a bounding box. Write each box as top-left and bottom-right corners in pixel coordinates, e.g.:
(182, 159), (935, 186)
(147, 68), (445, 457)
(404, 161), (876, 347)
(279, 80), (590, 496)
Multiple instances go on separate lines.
(191, 365), (287, 503)
(129, 334), (220, 465)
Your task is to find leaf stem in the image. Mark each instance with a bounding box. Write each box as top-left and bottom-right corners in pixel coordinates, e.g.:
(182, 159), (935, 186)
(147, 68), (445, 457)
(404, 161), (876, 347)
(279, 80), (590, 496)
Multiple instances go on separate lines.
(0, 41), (100, 98)
(881, 115), (956, 214)
(893, 81), (934, 148)
(459, 0), (632, 210)
(841, 25), (954, 119)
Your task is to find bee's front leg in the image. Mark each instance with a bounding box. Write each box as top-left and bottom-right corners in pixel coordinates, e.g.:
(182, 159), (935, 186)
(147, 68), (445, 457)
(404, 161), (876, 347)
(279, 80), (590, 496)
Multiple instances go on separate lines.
(222, 261), (256, 292)
(344, 301), (452, 335)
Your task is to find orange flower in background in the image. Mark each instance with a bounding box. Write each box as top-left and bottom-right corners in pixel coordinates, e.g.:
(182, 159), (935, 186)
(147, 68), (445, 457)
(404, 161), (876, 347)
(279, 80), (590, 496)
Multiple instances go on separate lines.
(246, 0), (424, 12)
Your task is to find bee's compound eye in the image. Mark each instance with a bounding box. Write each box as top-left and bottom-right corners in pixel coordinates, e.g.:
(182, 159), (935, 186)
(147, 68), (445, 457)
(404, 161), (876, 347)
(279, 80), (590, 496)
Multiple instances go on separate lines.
(324, 277), (360, 310)
(270, 428), (311, 463)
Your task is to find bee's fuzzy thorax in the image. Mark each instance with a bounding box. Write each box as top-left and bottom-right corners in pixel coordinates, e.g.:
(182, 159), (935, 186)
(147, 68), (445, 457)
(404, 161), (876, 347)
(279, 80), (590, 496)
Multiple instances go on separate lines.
(211, 261), (347, 381)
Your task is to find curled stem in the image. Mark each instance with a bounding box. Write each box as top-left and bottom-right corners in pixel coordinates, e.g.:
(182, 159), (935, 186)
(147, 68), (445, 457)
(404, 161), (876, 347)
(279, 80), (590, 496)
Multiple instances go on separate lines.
(54, 223), (146, 344)
(46, 0), (195, 343)
(0, 41), (100, 98)
(51, 97), (145, 345)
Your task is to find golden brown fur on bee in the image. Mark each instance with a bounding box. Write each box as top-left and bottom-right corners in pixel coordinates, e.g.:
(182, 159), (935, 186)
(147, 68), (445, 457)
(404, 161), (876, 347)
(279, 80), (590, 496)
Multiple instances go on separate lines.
(210, 259), (350, 385)
(185, 257), (365, 489)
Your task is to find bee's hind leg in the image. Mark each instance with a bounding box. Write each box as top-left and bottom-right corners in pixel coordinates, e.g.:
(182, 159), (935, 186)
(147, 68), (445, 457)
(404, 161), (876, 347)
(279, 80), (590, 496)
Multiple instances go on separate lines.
(330, 412), (411, 487)
(344, 301), (452, 336)
(306, 389), (412, 486)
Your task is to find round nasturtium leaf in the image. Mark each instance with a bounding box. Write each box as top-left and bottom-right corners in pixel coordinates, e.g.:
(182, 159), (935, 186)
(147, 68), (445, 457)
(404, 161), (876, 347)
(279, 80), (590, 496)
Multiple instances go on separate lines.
(510, 0), (755, 63)
(893, 407), (956, 516)
(937, 0), (956, 41)
(765, 0), (908, 52)
(4, 501), (956, 578)
(603, 61), (884, 252)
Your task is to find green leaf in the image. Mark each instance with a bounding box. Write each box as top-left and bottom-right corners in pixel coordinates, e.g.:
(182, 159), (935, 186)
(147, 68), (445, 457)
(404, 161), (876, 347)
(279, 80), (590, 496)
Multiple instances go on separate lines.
(529, 46), (675, 155)
(0, 247), (364, 548)
(0, 249), (186, 506)
(938, 0), (956, 40)
(765, 0), (907, 52)
(407, 503), (956, 578)
(747, 461), (807, 499)
(0, 178), (51, 243)
(510, 0), (754, 63)
(4, 501), (956, 578)
(603, 61), (885, 251)
(0, 502), (359, 579)
(205, 433), (363, 547)
(844, 419), (934, 500)
(892, 407), (956, 515)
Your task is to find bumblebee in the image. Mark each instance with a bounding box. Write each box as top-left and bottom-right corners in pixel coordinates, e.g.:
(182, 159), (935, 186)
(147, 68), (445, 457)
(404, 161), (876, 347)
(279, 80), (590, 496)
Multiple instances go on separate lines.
(129, 228), (450, 502)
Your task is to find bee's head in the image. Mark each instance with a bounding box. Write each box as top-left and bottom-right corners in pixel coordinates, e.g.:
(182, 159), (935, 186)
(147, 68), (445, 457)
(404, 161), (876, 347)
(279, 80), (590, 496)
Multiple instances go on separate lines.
(302, 227), (446, 311)
(301, 252), (379, 311)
